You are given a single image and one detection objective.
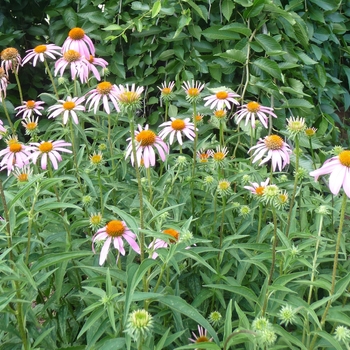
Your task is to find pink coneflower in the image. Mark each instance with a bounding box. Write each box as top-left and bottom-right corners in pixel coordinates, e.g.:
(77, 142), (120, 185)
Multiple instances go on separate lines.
(15, 100), (45, 119)
(115, 83), (144, 110)
(0, 136), (31, 174)
(21, 116), (39, 136)
(125, 124), (169, 168)
(54, 49), (89, 84)
(182, 80), (205, 103)
(189, 325), (213, 349)
(22, 44), (62, 66)
(62, 27), (95, 58)
(197, 149), (211, 164)
(210, 146), (229, 165)
(310, 150), (350, 197)
(158, 81), (175, 101)
(92, 220), (140, 265)
(148, 229), (180, 259)
(234, 101), (277, 128)
(1, 47), (21, 74)
(28, 140), (72, 170)
(244, 178), (270, 196)
(249, 135), (292, 172)
(86, 55), (108, 81)
(0, 68), (8, 99)
(47, 96), (85, 124)
(158, 117), (196, 145)
(85, 81), (120, 114)
(204, 89), (240, 110)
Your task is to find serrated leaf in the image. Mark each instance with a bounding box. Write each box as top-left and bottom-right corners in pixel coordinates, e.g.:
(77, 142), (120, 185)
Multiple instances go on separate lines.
(202, 26), (240, 40)
(255, 34), (282, 53)
(221, 23), (251, 37)
(103, 24), (123, 31)
(252, 58), (282, 80)
(151, 0), (161, 18)
(63, 7), (77, 28)
(222, 0), (235, 21)
(215, 49), (246, 64)
(281, 98), (314, 109)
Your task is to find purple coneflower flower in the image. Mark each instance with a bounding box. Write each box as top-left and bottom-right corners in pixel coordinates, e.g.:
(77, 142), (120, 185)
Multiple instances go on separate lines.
(47, 96), (85, 124)
(28, 140), (72, 170)
(22, 44), (62, 66)
(182, 80), (205, 103)
(189, 325), (213, 349)
(244, 178), (270, 196)
(148, 229), (180, 259)
(125, 124), (169, 168)
(92, 220), (140, 265)
(86, 55), (108, 81)
(85, 81), (120, 114)
(249, 135), (292, 172)
(1, 47), (21, 74)
(15, 100), (45, 119)
(158, 117), (196, 145)
(310, 150), (350, 197)
(203, 89), (240, 110)
(62, 27), (95, 58)
(234, 101), (277, 128)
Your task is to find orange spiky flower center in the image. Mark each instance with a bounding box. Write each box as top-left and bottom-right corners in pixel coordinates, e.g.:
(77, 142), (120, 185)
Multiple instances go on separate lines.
(18, 173), (28, 182)
(171, 119), (186, 131)
(162, 87), (171, 94)
(264, 135), (283, 150)
(163, 229), (179, 243)
(196, 335), (210, 343)
(338, 150), (350, 167)
(63, 50), (81, 62)
(213, 152), (225, 161)
(68, 27), (85, 40)
(118, 91), (140, 104)
(216, 91), (228, 100)
(105, 220), (125, 237)
(1, 47), (19, 60)
(25, 122), (37, 131)
(136, 130), (156, 146)
(255, 186), (265, 196)
(97, 81), (113, 95)
(34, 45), (47, 54)
(39, 141), (53, 153)
(198, 152), (209, 163)
(246, 101), (260, 113)
(63, 101), (76, 110)
(187, 87), (200, 97)
(9, 142), (22, 153)
(26, 100), (36, 109)
(214, 109), (226, 118)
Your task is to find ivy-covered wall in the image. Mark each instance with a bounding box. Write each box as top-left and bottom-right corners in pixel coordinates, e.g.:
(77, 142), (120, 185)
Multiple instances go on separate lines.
(1, 0), (350, 140)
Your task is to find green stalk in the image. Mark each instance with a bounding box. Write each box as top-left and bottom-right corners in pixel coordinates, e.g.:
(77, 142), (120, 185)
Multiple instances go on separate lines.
(262, 206), (278, 316)
(191, 102), (198, 215)
(309, 193), (348, 349)
(309, 137), (317, 169)
(1, 97), (14, 132)
(146, 166), (153, 203)
(44, 59), (59, 98)
(107, 113), (115, 169)
(14, 71), (23, 103)
(285, 136), (300, 238)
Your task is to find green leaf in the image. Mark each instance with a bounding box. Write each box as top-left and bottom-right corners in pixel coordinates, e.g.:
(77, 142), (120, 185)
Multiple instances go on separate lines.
(159, 295), (219, 344)
(215, 49), (246, 64)
(151, 0), (161, 18)
(31, 251), (91, 273)
(77, 308), (105, 339)
(312, 330), (343, 350)
(183, 0), (206, 21)
(252, 58), (282, 80)
(224, 300), (233, 340)
(255, 34), (283, 54)
(221, 23), (251, 37)
(202, 26), (240, 40)
(33, 327), (55, 347)
(204, 284), (259, 304)
(63, 7), (77, 28)
(280, 98), (314, 109)
(103, 24), (123, 31)
(222, 0), (235, 21)
(175, 344), (221, 350)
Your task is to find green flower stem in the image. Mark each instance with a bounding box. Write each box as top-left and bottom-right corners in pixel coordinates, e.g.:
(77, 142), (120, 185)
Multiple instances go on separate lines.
(14, 71), (23, 103)
(146, 166), (153, 203)
(310, 193), (348, 350)
(309, 137), (317, 169)
(218, 196), (226, 261)
(219, 120), (224, 147)
(0, 180), (28, 349)
(25, 183), (40, 265)
(191, 102), (198, 215)
(285, 136), (300, 238)
(256, 203), (263, 243)
(107, 114), (115, 169)
(44, 59), (59, 98)
(164, 100), (169, 122)
(97, 168), (104, 215)
(262, 206), (278, 316)
(2, 97), (14, 132)
(129, 116), (145, 262)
